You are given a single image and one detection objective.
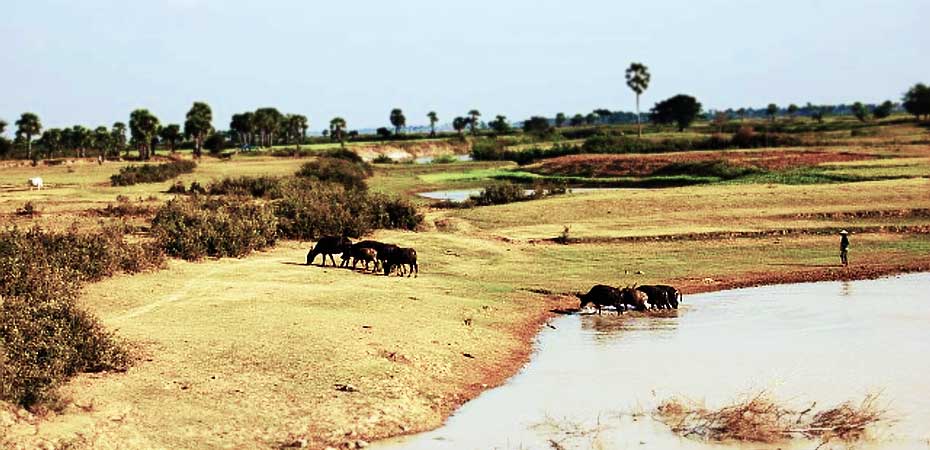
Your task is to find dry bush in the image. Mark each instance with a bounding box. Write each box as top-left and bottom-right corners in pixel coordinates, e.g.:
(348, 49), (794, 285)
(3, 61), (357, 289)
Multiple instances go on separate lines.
(655, 392), (887, 445)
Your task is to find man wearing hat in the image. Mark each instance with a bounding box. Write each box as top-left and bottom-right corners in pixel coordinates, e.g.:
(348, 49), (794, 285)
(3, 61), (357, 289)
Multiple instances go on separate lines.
(839, 230), (850, 266)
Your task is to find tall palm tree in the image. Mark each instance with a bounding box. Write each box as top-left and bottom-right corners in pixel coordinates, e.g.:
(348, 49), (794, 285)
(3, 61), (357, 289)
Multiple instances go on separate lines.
(625, 63), (651, 137)
(467, 109), (481, 135)
(253, 107), (283, 147)
(427, 111), (438, 137)
(159, 124), (182, 152)
(0, 119), (7, 135)
(288, 114), (308, 148)
(93, 126), (111, 159)
(129, 109), (160, 160)
(15, 113), (42, 159)
(452, 117), (467, 136)
(184, 102), (213, 158)
(329, 117), (347, 143)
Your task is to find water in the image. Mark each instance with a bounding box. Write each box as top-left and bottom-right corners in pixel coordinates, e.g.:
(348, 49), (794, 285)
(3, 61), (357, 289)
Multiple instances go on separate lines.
(377, 274), (930, 449)
(414, 154), (473, 164)
(417, 188), (619, 203)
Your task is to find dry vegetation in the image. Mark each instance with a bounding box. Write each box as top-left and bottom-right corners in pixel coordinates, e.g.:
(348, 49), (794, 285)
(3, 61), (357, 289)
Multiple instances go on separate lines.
(656, 392), (888, 446)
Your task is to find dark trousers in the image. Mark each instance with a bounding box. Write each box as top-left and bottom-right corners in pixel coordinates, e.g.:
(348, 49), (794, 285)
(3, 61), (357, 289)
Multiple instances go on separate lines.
(840, 250), (848, 266)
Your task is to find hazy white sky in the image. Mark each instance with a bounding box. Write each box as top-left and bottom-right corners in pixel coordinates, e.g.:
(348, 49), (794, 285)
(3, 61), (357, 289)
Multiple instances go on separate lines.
(2, 0), (927, 133)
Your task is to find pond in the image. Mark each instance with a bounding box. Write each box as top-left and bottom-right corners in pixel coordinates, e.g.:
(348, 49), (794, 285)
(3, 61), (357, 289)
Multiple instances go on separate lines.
(376, 273), (930, 449)
(413, 154), (473, 164)
(417, 187), (619, 203)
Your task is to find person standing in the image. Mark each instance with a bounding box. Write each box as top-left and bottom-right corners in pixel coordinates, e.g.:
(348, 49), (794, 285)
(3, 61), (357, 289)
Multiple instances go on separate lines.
(839, 230), (850, 266)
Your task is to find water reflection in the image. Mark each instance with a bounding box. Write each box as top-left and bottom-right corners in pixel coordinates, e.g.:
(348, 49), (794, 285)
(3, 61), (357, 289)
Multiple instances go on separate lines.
(841, 279), (852, 297)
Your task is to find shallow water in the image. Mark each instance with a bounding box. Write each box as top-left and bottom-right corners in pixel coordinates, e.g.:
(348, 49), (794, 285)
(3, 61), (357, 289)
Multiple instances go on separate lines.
(414, 154), (473, 164)
(377, 274), (930, 449)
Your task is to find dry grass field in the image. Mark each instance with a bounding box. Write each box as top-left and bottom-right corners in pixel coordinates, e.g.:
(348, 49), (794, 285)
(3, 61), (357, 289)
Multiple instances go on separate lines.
(2, 120), (930, 448)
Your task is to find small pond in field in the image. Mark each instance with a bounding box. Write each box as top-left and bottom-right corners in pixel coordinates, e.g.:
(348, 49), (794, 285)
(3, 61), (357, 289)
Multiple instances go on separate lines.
(413, 154), (473, 164)
(376, 273), (930, 450)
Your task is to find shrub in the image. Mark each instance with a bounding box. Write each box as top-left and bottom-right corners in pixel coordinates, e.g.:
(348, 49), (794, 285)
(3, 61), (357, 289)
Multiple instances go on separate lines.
(365, 193), (423, 231)
(431, 154), (458, 164)
(372, 154), (395, 164)
(273, 181), (374, 240)
(469, 182), (530, 206)
(296, 157), (369, 190)
(167, 181), (187, 194)
(469, 139), (507, 161)
(151, 196), (278, 260)
(650, 160), (764, 180)
(15, 202), (39, 217)
(110, 159), (196, 186)
(207, 176), (283, 198)
(0, 227), (162, 407)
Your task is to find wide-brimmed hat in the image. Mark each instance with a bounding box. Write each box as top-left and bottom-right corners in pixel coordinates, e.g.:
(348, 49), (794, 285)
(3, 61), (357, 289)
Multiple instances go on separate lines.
(839, 230), (849, 235)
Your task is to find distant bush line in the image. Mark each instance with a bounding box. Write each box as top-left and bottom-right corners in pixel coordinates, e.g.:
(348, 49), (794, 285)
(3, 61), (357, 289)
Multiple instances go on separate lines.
(110, 159), (197, 186)
(0, 227), (164, 408)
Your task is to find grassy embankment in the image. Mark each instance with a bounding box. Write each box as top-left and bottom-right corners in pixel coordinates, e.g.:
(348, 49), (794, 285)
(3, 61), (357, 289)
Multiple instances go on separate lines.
(1, 120), (929, 448)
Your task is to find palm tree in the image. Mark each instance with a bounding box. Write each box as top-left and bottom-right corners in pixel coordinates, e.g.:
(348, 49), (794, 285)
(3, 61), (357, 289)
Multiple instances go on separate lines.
(467, 110), (481, 135)
(37, 128), (63, 158)
(253, 107), (283, 147)
(286, 114), (308, 148)
(452, 117), (467, 136)
(184, 102), (213, 158)
(555, 113), (566, 128)
(129, 109), (160, 160)
(390, 108), (406, 135)
(111, 122), (128, 158)
(0, 119), (7, 135)
(766, 103), (778, 122)
(625, 63), (651, 137)
(329, 117), (347, 143)
(93, 126), (111, 159)
(15, 113), (42, 159)
(159, 124), (182, 152)
(427, 111), (438, 136)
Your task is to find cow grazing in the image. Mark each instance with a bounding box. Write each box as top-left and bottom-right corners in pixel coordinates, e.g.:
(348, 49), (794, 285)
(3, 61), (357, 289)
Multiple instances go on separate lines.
(307, 236), (352, 266)
(619, 286), (648, 312)
(382, 247), (418, 277)
(28, 177), (43, 190)
(577, 284), (623, 315)
(655, 285), (682, 309)
(636, 285), (671, 309)
(341, 246), (379, 272)
(341, 240), (394, 268)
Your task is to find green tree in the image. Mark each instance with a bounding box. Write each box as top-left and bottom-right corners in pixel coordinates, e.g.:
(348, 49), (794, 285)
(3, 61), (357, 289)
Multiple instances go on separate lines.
(488, 115), (511, 134)
(737, 107), (747, 122)
(184, 102), (213, 158)
(584, 112), (597, 125)
(390, 108), (406, 135)
(284, 114), (308, 147)
(873, 100), (894, 119)
(37, 128), (63, 158)
(554, 112), (566, 128)
(766, 103), (778, 122)
(159, 124), (182, 152)
(593, 108), (612, 124)
(64, 125), (92, 158)
(92, 126), (111, 159)
(129, 109), (160, 160)
(111, 122), (128, 158)
(467, 109), (481, 135)
(253, 107), (283, 147)
(452, 116), (467, 135)
(329, 117), (347, 143)
(851, 102), (869, 122)
(651, 94), (702, 132)
(376, 127), (392, 138)
(523, 116), (553, 137)
(787, 104), (799, 118)
(427, 111), (439, 137)
(570, 114), (585, 126)
(230, 112), (255, 147)
(0, 119), (6, 135)
(902, 83), (930, 121)
(15, 113), (42, 159)
(625, 62), (651, 137)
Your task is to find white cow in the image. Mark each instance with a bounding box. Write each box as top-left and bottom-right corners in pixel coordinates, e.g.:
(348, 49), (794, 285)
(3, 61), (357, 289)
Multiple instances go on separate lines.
(28, 177), (43, 190)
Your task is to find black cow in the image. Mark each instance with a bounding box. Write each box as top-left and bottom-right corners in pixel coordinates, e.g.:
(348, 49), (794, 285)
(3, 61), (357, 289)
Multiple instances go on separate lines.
(341, 240), (394, 268)
(636, 285), (671, 309)
(577, 285), (623, 315)
(307, 236), (352, 266)
(382, 247), (418, 277)
(619, 286), (649, 312)
(655, 284), (682, 309)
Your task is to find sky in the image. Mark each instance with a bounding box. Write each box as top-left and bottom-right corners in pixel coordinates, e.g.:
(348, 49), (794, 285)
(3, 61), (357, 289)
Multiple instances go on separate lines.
(2, 0), (928, 134)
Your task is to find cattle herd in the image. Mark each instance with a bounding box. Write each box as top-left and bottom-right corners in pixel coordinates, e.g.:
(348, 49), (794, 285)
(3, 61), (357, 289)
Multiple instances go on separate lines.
(306, 236), (418, 277)
(577, 284), (682, 314)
